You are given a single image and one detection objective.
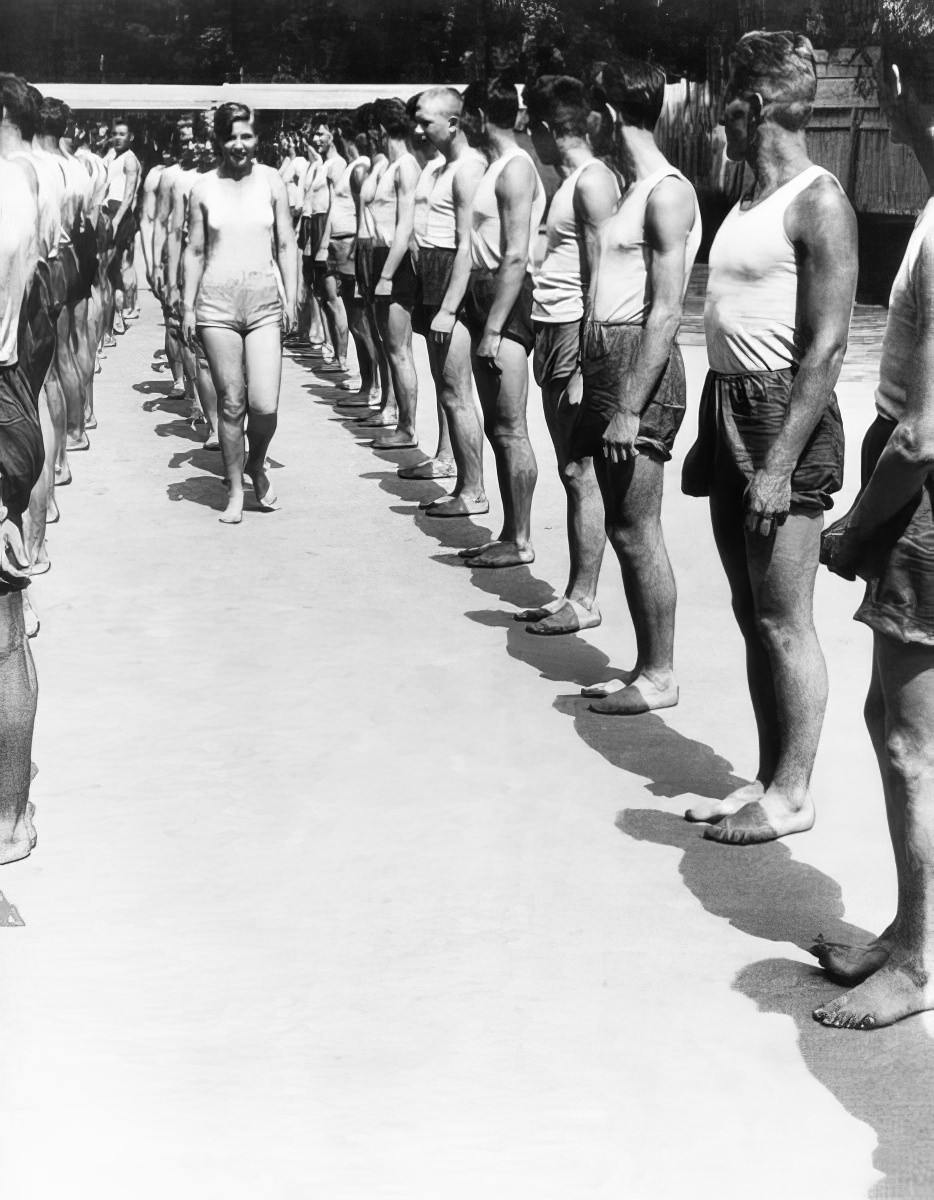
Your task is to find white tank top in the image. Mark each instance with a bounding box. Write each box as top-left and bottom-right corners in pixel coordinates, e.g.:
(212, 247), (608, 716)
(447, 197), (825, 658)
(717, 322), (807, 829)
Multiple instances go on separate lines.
(18, 151), (62, 260)
(470, 145), (545, 273)
(705, 164), (838, 374)
(418, 149), (486, 252)
(533, 159), (619, 323)
(590, 165), (701, 326)
(369, 152), (417, 247)
(330, 157), (364, 238)
(876, 198), (934, 423)
(106, 149), (137, 205)
(0, 161), (38, 365)
(413, 157), (445, 248)
(199, 167), (277, 282)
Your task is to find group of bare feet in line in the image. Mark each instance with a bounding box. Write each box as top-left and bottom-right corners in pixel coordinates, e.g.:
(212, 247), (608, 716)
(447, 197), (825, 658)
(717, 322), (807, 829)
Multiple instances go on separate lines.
(6, 22), (934, 1034)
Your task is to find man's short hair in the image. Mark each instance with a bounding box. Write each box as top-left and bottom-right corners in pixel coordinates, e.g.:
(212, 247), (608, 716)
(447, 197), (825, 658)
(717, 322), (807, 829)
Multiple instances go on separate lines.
(39, 96), (69, 139)
(727, 30), (817, 132)
(213, 102), (252, 144)
(0, 74), (38, 141)
(375, 98), (410, 140)
(312, 113), (333, 133)
(598, 57), (666, 131)
(524, 75), (590, 139)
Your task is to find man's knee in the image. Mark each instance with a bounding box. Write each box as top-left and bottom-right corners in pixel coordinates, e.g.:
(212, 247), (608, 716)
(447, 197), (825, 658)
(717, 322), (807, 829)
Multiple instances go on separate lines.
(885, 726), (934, 785)
(753, 604), (814, 655)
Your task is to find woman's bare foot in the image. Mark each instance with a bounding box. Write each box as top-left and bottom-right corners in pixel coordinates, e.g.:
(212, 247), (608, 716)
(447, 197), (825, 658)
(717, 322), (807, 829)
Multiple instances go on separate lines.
(684, 781), (765, 824)
(589, 671), (678, 715)
(813, 945), (934, 1029)
(247, 467), (280, 512)
(703, 788), (815, 845)
(0, 801), (37, 864)
(219, 492), (244, 524)
(810, 924), (896, 983)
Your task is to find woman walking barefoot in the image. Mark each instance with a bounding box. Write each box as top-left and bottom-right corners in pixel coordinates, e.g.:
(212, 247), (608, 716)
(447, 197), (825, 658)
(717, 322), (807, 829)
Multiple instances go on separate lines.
(182, 103), (297, 524)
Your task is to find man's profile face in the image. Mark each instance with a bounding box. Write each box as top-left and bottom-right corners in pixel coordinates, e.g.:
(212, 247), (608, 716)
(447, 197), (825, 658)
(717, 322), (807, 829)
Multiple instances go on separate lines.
(721, 91), (757, 162)
(414, 98), (453, 150)
(178, 125), (196, 165)
(111, 123), (132, 152)
(312, 125), (332, 155)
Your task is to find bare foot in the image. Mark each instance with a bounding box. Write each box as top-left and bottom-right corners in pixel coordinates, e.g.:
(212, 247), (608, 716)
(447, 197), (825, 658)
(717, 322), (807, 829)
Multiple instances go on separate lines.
(525, 598), (600, 636)
(66, 432), (89, 452)
(425, 495), (489, 519)
(684, 781), (765, 823)
(589, 671), (678, 715)
(55, 458), (72, 486)
(204, 431), (220, 451)
(356, 411), (397, 428)
(580, 671), (638, 698)
(247, 467), (280, 512)
(371, 430), (419, 450)
(21, 592), (39, 639)
(810, 925), (896, 984)
(0, 800), (37, 864)
(398, 459), (458, 480)
(813, 947), (934, 1029)
(466, 541), (534, 570)
(30, 542), (51, 576)
(703, 789), (815, 845)
(85, 412), (98, 430)
(219, 493), (243, 524)
(47, 493), (60, 524)
(459, 538), (500, 557)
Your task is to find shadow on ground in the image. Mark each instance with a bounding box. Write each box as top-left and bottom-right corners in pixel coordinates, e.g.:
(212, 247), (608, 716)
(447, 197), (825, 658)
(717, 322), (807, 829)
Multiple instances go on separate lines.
(619, 806), (934, 1197)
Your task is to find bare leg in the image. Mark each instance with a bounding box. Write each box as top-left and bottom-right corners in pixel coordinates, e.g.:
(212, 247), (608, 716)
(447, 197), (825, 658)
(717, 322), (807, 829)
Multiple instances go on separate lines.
(194, 343), (219, 447)
(521, 368), (605, 633)
(342, 294), (380, 401)
(370, 299), (417, 447)
(200, 326), (249, 524)
(242, 323), (282, 510)
(702, 509), (825, 843)
(587, 452), (678, 713)
(318, 274), (349, 365)
(57, 307), (87, 451)
(415, 326), (487, 502)
(24, 386), (57, 569)
(462, 336), (535, 567)
(0, 590), (38, 864)
(814, 635), (934, 1028)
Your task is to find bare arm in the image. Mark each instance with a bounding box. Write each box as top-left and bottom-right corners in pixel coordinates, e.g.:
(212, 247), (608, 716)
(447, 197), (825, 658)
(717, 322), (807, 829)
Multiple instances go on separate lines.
(574, 162), (620, 319)
(478, 155), (537, 359)
(138, 167), (161, 282)
(164, 181), (186, 310)
(602, 176), (696, 464)
(824, 233), (934, 578)
(374, 157), (419, 295)
(269, 168), (298, 318)
(181, 181), (206, 347)
(745, 176), (857, 534)
(151, 170), (174, 299)
(430, 156), (486, 341)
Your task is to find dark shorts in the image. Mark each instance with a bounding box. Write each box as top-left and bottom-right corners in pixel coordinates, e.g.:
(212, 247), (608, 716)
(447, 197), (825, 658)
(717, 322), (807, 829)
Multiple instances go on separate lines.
(71, 218), (98, 299)
(462, 268), (534, 354)
(47, 257), (68, 323)
(681, 367), (844, 513)
(0, 363), (44, 562)
(310, 213), (328, 257)
(533, 319), (581, 388)
(339, 272), (358, 304)
(312, 259), (339, 294)
(18, 272), (56, 403)
(60, 246), (84, 307)
(297, 214), (314, 252)
(106, 199), (137, 258)
(853, 414), (934, 646)
(569, 321), (685, 462)
(414, 247), (455, 336)
(368, 245), (418, 308)
(355, 238), (375, 299)
(301, 257), (315, 288)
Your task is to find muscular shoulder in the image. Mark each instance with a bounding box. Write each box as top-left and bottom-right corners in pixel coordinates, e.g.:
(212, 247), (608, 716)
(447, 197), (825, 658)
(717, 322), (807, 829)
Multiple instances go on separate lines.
(786, 171), (854, 246)
(496, 152), (537, 196)
(327, 155), (346, 185)
(5, 154), (39, 198)
(646, 174), (697, 236)
(573, 159), (620, 219)
(143, 165), (164, 193)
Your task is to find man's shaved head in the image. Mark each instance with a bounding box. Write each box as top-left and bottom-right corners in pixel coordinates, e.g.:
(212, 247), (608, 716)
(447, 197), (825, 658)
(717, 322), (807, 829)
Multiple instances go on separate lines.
(419, 87), (463, 119)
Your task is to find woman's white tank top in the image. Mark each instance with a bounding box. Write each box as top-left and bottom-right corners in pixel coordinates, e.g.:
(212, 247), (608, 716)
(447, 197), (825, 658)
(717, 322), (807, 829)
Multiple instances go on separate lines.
(469, 145), (545, 273)
(704, 164), (838, 374)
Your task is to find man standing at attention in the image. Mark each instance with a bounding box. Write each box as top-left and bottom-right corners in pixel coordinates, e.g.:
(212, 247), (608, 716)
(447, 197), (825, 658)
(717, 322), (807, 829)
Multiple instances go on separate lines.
(681, 31), (857, 844)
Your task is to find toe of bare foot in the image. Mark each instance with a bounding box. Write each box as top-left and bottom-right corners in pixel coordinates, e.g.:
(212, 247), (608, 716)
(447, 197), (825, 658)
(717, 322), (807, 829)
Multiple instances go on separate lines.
(684, 782), (764, 824)
(398, 460), (458, 480)
(589, 678), (677, 716)
(467, 543), (534, 570)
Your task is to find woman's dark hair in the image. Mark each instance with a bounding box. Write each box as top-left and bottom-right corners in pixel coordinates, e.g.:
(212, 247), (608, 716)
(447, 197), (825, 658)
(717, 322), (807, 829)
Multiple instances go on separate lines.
(0, 74), (37, 141)
(524, 75), (589, 139)
(214, 102), (253, 145)
(599, 57), (666, 132)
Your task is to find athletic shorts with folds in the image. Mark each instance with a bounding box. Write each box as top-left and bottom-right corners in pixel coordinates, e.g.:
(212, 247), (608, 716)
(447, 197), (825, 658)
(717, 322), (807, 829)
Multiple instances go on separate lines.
(358, 244), (418, 308)
(414, 247), (455, 337)
(462, 268), (534, 354)
(681, 366), (844, 513)
(851, 414), (934, 646)
(569, 321), (685, 462)
(532, 319), (581, 388)
(195, 270), (282, 335)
